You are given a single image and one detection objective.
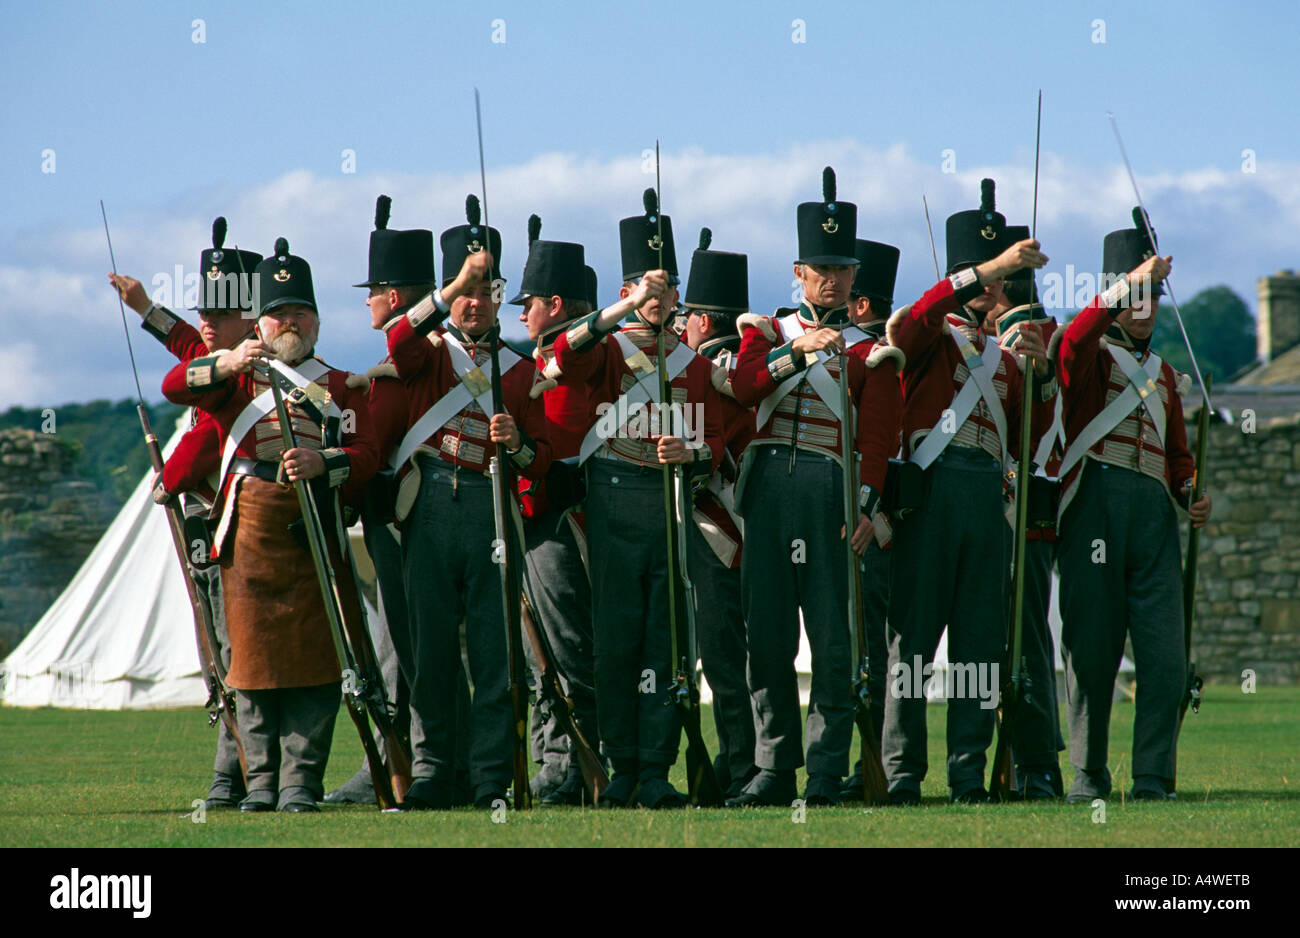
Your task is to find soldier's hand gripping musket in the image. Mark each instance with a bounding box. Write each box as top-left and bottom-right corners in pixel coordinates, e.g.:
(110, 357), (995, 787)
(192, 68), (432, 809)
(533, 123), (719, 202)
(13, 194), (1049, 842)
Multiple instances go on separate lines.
(265, 366), (411, 809)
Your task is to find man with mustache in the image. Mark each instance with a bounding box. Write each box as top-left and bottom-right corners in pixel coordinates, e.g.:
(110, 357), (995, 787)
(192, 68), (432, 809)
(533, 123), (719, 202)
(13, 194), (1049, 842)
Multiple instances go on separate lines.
(162, 237), (380, 813)
(109, 217), (261, 810)
(384, 212), (553, 810)
(1051, 211), (1211, 803)
(882, 179), (1051, 805)
(547, 190), (724, 809)
(731, 169), (904, 808)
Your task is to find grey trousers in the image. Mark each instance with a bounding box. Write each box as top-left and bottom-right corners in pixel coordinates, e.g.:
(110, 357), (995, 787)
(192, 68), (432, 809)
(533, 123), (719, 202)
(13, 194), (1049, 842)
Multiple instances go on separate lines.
(585, 460), (681, 767)
(884, 446), (1009, 795)
(236, 682), (340, 799)
(401, 457), (512, 796)
(739, 447), (853, 778)
(1011, 536), (1065, 768)
(522, 506), (599, 776)
(687, 520), (756, 789)
(191, 563), (242, 782)
(1058, 462), (1184, 782)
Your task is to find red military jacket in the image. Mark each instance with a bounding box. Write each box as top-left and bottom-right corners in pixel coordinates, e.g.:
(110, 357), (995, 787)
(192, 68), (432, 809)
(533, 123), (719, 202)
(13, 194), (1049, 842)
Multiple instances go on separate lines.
(887, 273), (1053, 467)
(733, 302), (903, 495)
(692, 333), (755, 568)
(161, 352), (379, 553)
(142, 306), (244, 507)
(518, 319), (592, 520)
(1051, 287), (1194, 525)
(551, 313), (724, 476)
(995, 303), (1066, 541)
(385, 314), (551, 508)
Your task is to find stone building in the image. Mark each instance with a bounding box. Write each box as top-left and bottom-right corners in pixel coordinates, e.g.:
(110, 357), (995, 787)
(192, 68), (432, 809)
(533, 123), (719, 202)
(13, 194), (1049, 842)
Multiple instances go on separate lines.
(1184, 269), (1300, 684)
(0, 429), (115, 658)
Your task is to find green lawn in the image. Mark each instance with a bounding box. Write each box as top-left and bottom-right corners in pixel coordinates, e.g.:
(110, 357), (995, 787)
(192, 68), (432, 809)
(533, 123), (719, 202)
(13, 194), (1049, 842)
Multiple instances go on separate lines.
(1, 686), (1295, 847)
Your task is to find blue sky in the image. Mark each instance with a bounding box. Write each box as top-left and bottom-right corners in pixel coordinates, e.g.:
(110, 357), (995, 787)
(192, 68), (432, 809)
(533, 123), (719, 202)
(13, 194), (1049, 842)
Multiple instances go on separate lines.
(2, 0), (1297, 407)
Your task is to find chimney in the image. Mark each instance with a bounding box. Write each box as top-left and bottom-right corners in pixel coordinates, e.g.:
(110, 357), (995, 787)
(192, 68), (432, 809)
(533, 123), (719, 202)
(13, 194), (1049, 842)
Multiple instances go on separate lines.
(1256, 270), (1300, 364)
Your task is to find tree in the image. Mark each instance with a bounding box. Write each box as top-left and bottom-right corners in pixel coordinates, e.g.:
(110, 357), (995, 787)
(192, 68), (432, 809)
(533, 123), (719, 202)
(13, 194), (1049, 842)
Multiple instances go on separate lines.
(1151, 285), (1256, 382)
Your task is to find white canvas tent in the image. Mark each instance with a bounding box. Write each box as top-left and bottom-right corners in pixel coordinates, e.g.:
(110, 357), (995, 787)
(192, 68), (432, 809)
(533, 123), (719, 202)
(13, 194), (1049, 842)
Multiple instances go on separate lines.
(1, 418), (210, 709)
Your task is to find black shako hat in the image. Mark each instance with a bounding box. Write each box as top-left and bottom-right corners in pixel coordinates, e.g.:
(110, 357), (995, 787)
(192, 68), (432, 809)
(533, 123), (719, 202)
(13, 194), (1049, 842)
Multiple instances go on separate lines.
(196, 217), (262, 312)
(684, 228), (749, 314)
(620, 188), (679, 284)
(1103, 206), (1165, 296)
(946, 178), (1006, 275)
(353, 195), (435, 288)
(1001, 225), (1032, 283)
(507, 214), (587, 305)
(796, 167), (859, 266)
(255, 237), (317, 316)
(585, 266), (598, 309)
(440, 194), (502, 288)
(851, 238), (900, 305)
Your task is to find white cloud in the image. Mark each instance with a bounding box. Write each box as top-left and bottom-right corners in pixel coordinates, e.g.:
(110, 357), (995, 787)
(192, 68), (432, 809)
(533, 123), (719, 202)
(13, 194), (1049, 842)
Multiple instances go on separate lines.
(5, 140), (1293, 409)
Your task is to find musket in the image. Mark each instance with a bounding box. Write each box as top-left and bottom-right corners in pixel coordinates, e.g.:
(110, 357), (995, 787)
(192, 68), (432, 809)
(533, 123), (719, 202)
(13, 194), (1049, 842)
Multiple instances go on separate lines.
(1107, 113), (1213, 414)
(991, 91), (1042, 802)
(1173, 374), (1213, 790)
(101, 201), (247, 783)
(655, 144), (723, 807)
(839, 348), (889, 805)
(488, 330), (533, 811)
(922, 196), (941, 280)
(519, 590), (609, 803)
(265, 366), (408, 809)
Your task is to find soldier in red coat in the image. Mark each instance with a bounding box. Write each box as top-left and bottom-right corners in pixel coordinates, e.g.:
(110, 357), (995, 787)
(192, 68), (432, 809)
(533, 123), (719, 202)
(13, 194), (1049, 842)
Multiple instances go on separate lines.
(548, 190), (724, 808)
(508, 217), (602, 805)
(678, 227), (759, 801)
(110, 218), (261, 809)
(323, 195), (470, 806)
(163, 237), (379, 812)
(384, 218), (552, 810)
(1051, 211), (1211, 803)
(991, 223), (1068, 800)
(730, 169), (904, 807)
(839, 236), (903, 801)
(881, 179), (1051, 804)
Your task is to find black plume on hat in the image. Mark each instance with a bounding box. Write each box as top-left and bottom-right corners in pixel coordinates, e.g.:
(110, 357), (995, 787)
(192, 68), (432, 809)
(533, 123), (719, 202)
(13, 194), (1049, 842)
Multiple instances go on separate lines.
(439, 193), (502, 287)
(945, 177), (1006, 274)
(197, 216), (261, 312)
(255, 236), (317, 315)
(528, 214), (541, 246)
(619, 188), (678, 283)
(685, 228), (749, 314)
(355, 195), (435, 289)
(1102, 206), (1164, 296)
(795, 165), (858, 266)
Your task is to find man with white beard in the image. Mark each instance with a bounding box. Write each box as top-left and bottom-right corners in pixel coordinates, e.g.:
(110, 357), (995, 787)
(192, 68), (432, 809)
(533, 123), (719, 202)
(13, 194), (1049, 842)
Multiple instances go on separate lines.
(163, 238), (380, 812)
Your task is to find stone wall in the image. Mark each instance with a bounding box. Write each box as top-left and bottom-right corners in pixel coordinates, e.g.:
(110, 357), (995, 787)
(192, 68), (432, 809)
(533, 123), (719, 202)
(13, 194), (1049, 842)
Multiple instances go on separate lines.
(1190, 414), (1300, 684)
(0, 429), (116, 658)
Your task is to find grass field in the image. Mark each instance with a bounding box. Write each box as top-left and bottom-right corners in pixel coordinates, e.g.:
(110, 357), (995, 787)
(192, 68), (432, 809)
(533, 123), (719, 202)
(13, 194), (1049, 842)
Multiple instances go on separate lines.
(1, 685), (1295, 848)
